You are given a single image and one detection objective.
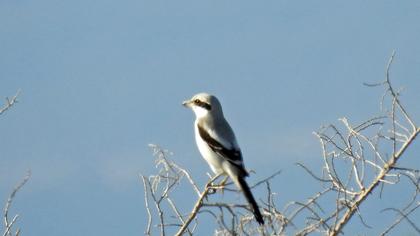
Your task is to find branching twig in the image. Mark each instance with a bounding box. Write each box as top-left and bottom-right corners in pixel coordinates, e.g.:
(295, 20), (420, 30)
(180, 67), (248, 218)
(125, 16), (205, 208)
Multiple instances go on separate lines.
(0, 90), (20, 116)
(175, 174), (222, 236)
(327, 51), (419, 236)
(2, 171), (31, 236)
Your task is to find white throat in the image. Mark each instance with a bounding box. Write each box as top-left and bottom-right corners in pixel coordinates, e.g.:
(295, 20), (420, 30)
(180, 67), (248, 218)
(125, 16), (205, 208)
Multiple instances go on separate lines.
(192, 106), (209, 119)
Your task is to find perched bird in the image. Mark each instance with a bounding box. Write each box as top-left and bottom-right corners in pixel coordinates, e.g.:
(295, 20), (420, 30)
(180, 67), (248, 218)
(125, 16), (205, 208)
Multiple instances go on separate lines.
(183, 93), (264, 225)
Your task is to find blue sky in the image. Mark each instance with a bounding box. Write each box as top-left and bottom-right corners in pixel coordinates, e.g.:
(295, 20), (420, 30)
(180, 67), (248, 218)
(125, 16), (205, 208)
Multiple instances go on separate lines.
(1, 0), (419, 235)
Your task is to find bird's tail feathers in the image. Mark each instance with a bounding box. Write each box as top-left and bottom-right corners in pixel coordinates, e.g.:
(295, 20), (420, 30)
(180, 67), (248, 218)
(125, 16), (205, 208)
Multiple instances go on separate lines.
(235, 176), (264, 225)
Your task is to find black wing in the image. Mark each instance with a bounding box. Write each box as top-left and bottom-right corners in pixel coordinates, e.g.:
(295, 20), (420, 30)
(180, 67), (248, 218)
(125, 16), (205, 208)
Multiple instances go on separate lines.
(197, 124), (246, 174)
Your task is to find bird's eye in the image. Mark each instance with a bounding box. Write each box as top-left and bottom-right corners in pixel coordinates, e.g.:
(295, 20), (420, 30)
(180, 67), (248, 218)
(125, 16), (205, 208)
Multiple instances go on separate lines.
(194, 99), (200, 104)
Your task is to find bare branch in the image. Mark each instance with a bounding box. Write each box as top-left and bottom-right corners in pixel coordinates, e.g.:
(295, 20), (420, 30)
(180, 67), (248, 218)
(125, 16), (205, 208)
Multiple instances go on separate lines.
(327, 51), (419, 235)
(380, 202), (420, 235)
(0, 90), (20, 116)
(3, 171), (31, 236)
(175, 174), (222, 236)
(140, 175), (153, 235)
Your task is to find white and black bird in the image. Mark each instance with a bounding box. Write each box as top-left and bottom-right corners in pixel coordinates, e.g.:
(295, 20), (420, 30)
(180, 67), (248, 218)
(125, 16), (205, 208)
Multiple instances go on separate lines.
(183, 93), (264, 225)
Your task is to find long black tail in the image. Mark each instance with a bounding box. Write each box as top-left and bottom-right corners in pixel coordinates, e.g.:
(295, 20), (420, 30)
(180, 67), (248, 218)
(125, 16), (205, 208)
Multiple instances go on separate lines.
(236, 176), (264, 225)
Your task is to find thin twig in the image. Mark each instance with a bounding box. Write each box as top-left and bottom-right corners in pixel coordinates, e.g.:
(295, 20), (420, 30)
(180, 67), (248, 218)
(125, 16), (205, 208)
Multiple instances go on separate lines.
(0, 90), (20, 116)
(175, 174), (222, 236)
(3, 171), (30, 236)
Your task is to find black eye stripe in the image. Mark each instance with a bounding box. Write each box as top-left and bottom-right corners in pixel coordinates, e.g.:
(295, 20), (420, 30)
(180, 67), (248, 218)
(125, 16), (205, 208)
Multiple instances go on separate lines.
(200, 102), (211, 110)
(194, 99), (211, 110)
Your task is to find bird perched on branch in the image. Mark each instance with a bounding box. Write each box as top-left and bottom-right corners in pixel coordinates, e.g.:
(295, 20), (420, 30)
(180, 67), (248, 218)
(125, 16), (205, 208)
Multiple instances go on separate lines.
(183, 93), (264, 225)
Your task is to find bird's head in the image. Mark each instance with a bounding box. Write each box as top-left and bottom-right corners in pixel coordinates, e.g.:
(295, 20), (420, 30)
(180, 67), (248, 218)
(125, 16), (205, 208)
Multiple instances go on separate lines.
(183, 93), (223, 118)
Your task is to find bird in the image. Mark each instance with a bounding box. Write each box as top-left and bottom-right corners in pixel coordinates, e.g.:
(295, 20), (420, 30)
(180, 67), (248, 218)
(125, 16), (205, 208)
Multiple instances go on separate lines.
(183, 92), (264, 225)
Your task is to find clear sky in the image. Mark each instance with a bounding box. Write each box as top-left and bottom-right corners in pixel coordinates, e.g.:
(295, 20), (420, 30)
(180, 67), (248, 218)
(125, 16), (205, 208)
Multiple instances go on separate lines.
(1, 0), (419, 235)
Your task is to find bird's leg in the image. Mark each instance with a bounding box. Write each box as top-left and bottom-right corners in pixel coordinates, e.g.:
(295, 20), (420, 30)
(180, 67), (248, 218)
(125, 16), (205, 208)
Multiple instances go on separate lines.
(208, 174), (228, 194)
(217, 176), (229, 195)
(220, 176), (229, 187)
(206, 173), (223, 198)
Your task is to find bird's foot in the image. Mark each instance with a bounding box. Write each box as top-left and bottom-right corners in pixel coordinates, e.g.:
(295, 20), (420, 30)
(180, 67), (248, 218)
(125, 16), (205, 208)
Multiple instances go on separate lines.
(207, 173), (226, 195)
(214, 176), (229, 195)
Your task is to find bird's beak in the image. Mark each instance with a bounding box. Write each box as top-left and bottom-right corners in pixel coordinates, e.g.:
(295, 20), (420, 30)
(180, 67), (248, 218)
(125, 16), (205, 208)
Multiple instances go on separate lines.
(182, 100), (192, 107)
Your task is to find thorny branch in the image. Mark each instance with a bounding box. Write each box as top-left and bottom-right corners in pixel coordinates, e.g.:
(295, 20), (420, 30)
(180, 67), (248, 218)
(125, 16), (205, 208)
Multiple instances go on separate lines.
(142, 52), (418, 235)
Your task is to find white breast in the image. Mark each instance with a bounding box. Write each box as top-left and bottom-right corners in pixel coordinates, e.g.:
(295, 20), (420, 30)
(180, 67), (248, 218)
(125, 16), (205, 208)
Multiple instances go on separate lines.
(194, 121), (225, 175)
